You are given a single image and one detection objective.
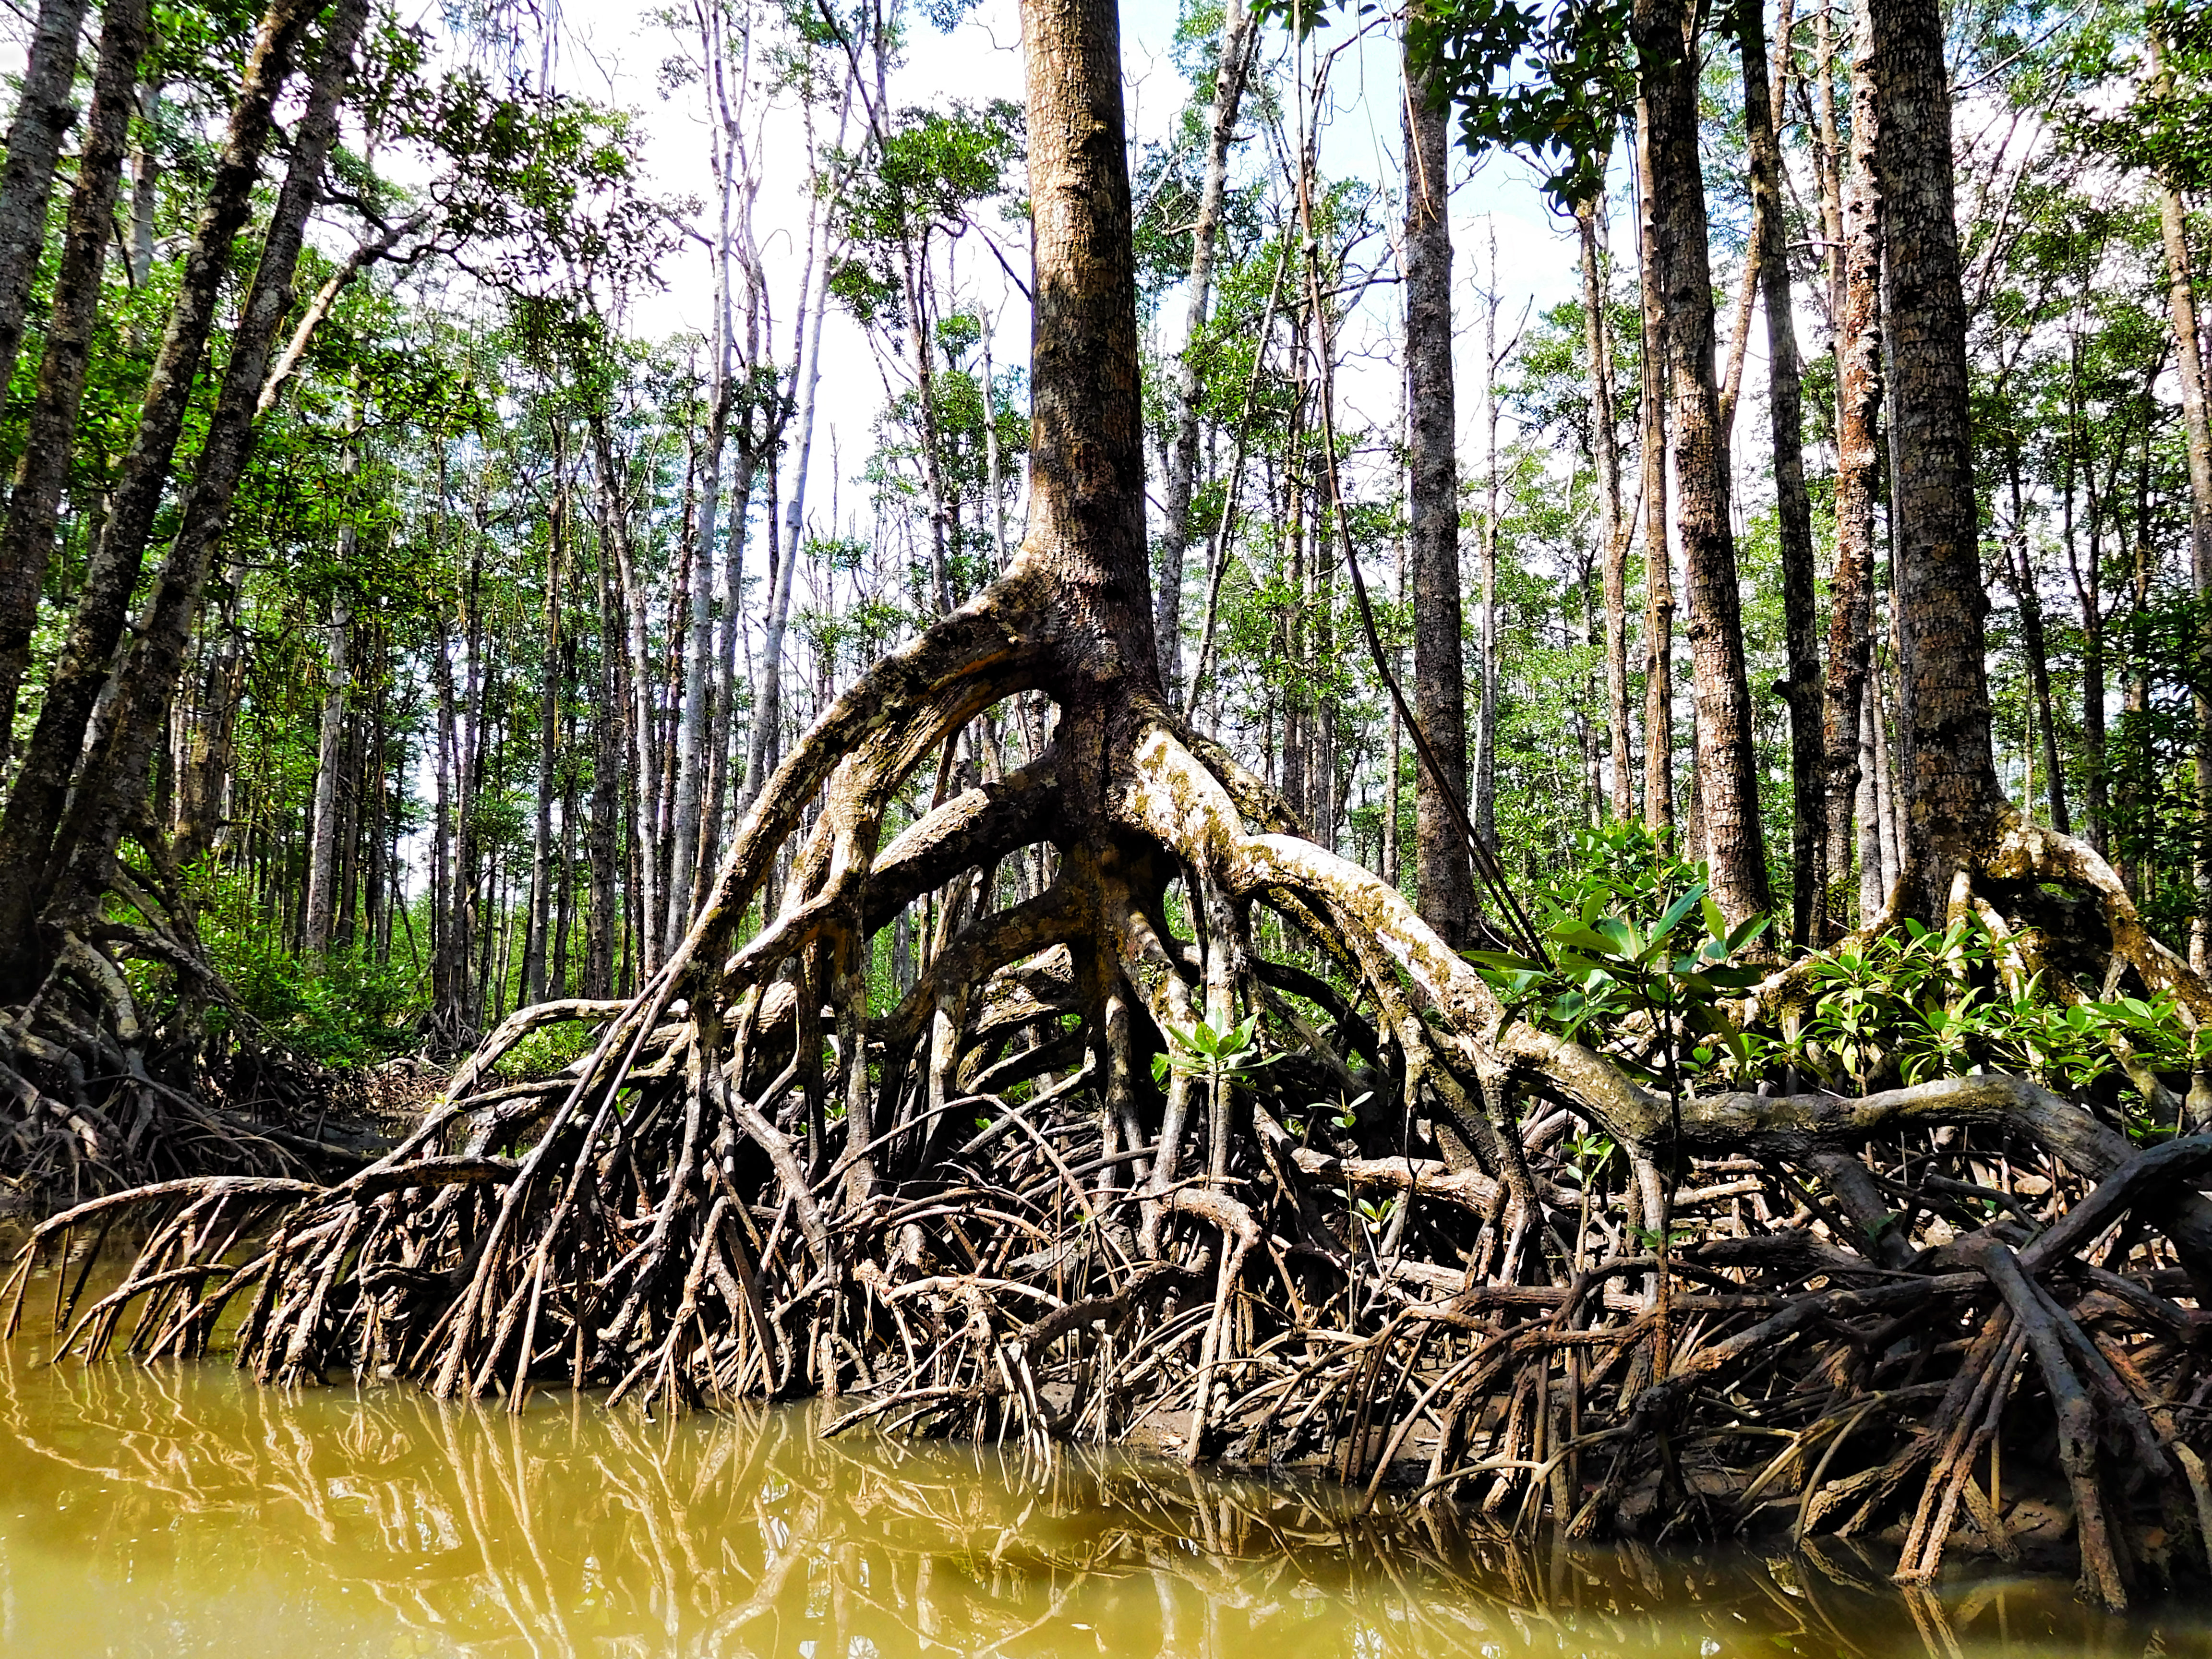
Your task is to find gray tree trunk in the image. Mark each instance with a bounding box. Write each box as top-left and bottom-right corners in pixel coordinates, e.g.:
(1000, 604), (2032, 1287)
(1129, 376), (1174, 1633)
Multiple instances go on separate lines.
(1403, 11), (1477, 947)
(0, 0), (150, 753)
(1153, 0), (1258, 704)
(0, 0), (95, 408)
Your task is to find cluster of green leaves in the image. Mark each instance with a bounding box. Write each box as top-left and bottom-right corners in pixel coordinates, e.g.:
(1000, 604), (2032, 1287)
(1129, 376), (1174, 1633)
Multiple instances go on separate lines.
(1788, 919), (2198, 1106)
(1471, 824), (1769, 1089)
(1151, 1014), (1277, 1087)
(1474, 830), (2203, 1123)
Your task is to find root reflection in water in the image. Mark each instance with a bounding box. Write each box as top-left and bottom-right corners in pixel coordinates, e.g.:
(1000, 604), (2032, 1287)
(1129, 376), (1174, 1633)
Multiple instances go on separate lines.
(0, 1306), (2200, 1658)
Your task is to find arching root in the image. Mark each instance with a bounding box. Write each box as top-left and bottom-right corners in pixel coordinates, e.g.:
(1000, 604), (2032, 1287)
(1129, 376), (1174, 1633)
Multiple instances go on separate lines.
(14, 613), (2212, 1611)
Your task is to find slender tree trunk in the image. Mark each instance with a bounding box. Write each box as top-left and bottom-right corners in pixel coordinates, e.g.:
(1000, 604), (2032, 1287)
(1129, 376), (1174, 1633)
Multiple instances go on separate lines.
(1473, 251), (1501, 850)
(2151, 31), (2212, 960)
(745, 214), (834, 807)
(1856, 680), (1883, 921)
(2004, 443), (2068, 833)
(1742, 0), (1820, 944)
(0, 0), (96, 408)
(2066, 337), (2109, 855)
(668, 373), (731, 954)
(1403, 12), (1477, 945)
(1154, 0), (1258, 704)
(1637, 0), (1768, 926)
(128, 81), (162, 290)
(0, 0), (321, 943)
(1579, 196), (1634, 822)
(0, 0), (150, 750)
(1822, 0), (1882, 931)
(1633, 107), (1676, 836)
(303, 594), (353, 958)
(590, 425), (661, 976)
(31, 0), (368, 955)
(586, 532), (622, 1001)
(524, 487), (562, 1003)
(1873, 0), (2003, 918)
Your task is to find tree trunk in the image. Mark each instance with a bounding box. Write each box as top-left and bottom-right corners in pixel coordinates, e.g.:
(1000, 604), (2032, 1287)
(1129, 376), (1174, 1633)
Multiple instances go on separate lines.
(586, 531), (623, 1001)
(1633, 103), (1675, 836)
(303, 594), (353, 958)
(1578, 196), (1634, 823)
(1403, 15), (1477, 946)
(0, 0), (322, 949)
(524, 489), (562, 1004)
(0, 0), (95, 409)
(667, 410), (726, 955)
(591, 427), (661, 976)
(1473, 256), (1501, 851)
(1873, 0), (2003, 919)
(744, 215), (833, 809)
(1822, 0), (1883, 931)
(2005, 442), (2068, 834)
(0, 0), (150, 752)
(1741, 0), (1819, 945)
(2150, 30), (2212, 960)
(1154, 0), (1259, 706)
(29, 0), (368, 956)
(1637, 0), (1769, 926)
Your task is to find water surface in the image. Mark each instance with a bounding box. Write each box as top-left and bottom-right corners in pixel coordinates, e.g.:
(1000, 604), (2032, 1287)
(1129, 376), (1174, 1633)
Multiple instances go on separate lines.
(1, 1248), (2205, 1657)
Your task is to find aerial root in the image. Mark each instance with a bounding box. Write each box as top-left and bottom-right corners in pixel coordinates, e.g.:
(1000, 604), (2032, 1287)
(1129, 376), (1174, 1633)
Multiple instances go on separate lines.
(11, 640), (2212, 1607)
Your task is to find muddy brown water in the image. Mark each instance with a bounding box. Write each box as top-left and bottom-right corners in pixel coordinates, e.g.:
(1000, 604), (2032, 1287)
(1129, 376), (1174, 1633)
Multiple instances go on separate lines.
(2, 1247), (2209, 1656)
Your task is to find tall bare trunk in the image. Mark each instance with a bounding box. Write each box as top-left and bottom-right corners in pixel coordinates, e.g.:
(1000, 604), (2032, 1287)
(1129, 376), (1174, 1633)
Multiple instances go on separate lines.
(0, 0), (95, 405)
(0, 0), (150, 750)
(303, 594), (353, 958)
(32, 0), (368, 951)
(1403, 12), (1477, 946)
(2150, 31), (2212, 959)
(667, 383), (729, 954)
(1472, 252), (1502, 849)
(524, 483), (563, 1003)
(1637, 0), (1768, 926)
(585, 526), (623, 1000)
(1579, 195), (1634, 822)
(1873, 0), (2002, 919)
(1742, 0), (1819, 945)
(1822, 0), (1882, 931)
(1154, 0), (1259, 704)
(0, 0), (321, 936)
(1633, 106), (1675, 835)
(744, 171), (837, 808)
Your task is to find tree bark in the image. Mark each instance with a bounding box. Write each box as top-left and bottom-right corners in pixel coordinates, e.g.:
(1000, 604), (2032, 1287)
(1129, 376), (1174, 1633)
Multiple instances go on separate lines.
(744, 201), (834, 809)
(1873, 0), (2003, 920)
(1633, 105), (1675, 836)
(1154, 0), (1259, 706)
(29, 0), (367, 957)
(1578, 195), (1634, 823)
(0, 0), (321, 950)
(1403, 15), (1477, 946)
(303, 594), (353, 959)
(1822, 0), (1882, 931)
(0, 0), (150, 753)
(2004, 441), (2068, 834)
(0, 0), (95, 409)
(2149, 30), (2212, 960)
(586, 520), (623, 1001)
(1636, 0), (1769, 926)
(524, 481), (562, 1004)
(1741, 0), (1820, 946)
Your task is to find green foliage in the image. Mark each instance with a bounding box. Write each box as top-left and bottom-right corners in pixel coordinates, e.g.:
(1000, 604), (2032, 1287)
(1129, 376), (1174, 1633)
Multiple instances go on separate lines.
(1474, 832), (2204, 1122)
(200, 930), (420, 1069)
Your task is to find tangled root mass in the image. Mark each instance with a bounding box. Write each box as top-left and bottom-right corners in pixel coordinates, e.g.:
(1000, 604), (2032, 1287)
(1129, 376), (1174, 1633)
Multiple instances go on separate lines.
(14, 601), (2212, 1614)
